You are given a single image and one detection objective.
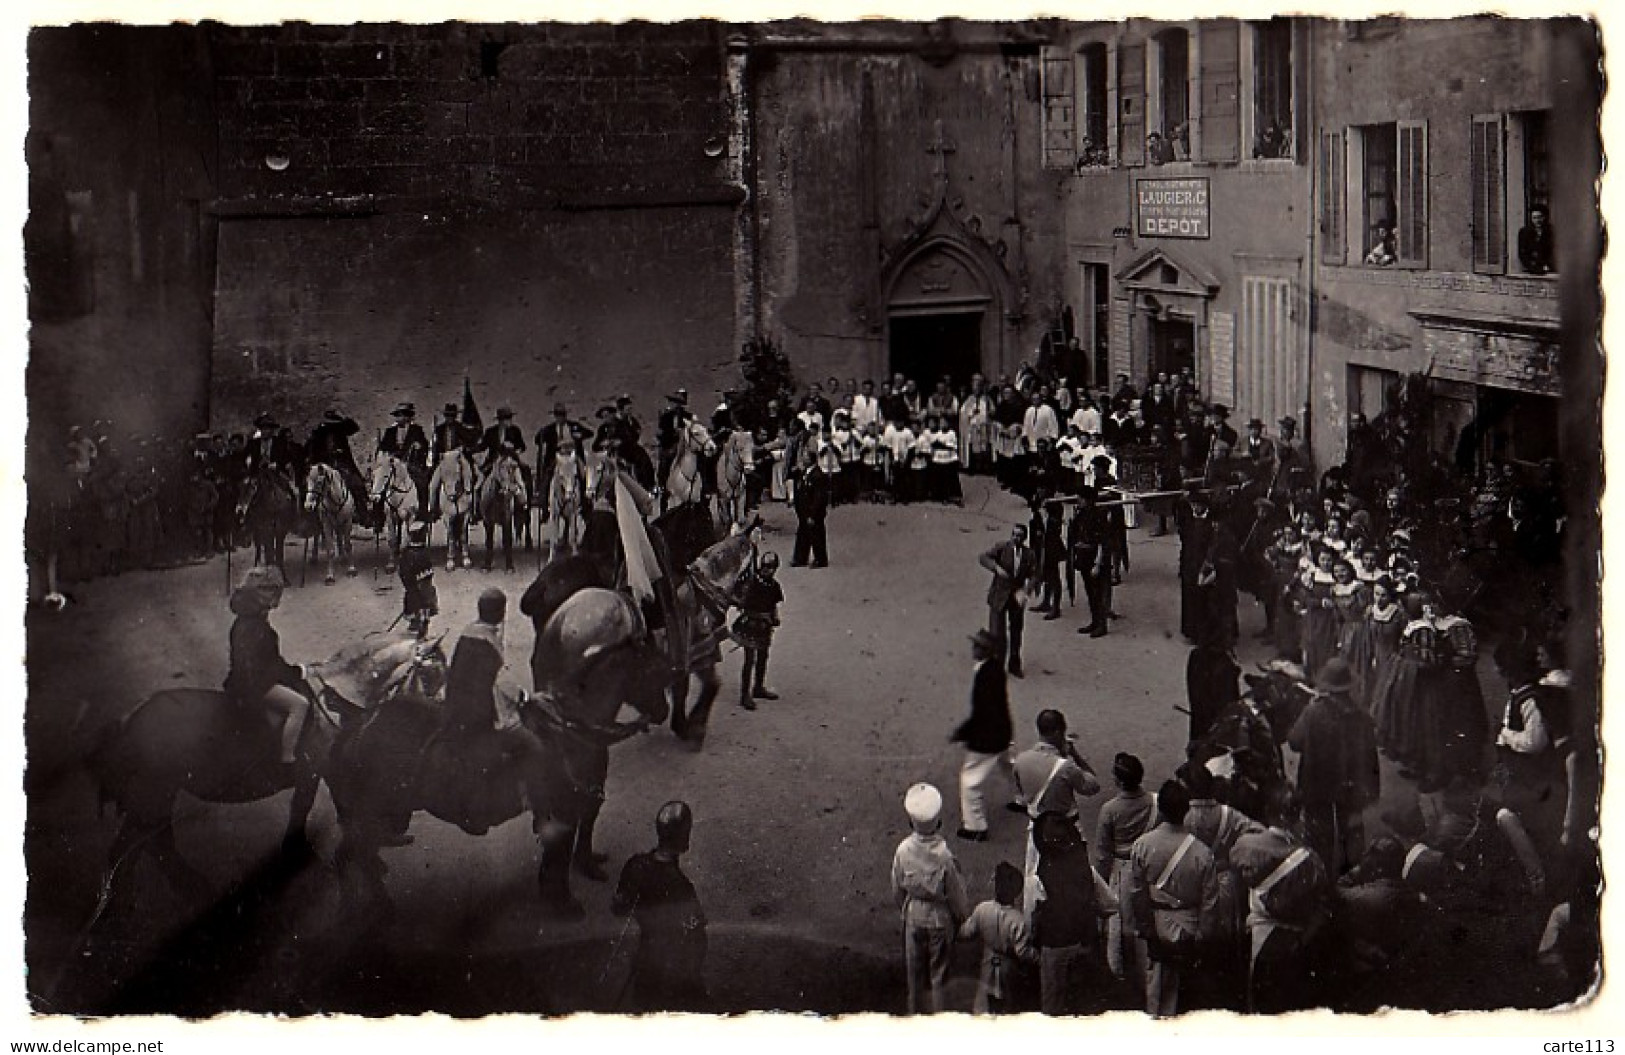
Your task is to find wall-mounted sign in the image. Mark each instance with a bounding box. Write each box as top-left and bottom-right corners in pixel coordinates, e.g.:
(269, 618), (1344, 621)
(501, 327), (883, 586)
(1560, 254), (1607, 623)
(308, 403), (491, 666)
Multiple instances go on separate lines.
(1136, 178), (1210, 240)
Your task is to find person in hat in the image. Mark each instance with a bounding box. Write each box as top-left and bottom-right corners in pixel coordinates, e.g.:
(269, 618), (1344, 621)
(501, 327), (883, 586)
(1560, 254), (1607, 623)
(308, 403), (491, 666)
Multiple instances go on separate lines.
(378, 402), (431, 506)
(244, 411), (301, 507)
(1288, 657), (1381, 876)
(1071, 481), (1115, 638)
(223, 565), (313, 765)
(431, 402), (464, 464)
(398, 520), (438, 637)
(479, 406), (527, 473)
(307, 408), (370, 526)
(951, 629), (1015, 842)
(656, 389), (692, 503)
(535, 402), (589, 512)
(890, 781), (970, 1014)
(730, 550), (784, 714)
(1242, 417), (1278, 482)
(612, 801), (709, 1011)
(1178, 488), (1239, 647)
(1272, 415), (1311, 498)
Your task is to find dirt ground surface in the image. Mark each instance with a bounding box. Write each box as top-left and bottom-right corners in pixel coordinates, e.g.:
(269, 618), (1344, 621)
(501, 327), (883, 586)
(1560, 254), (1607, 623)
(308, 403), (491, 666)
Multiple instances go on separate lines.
(23, 474), (1548, 1017)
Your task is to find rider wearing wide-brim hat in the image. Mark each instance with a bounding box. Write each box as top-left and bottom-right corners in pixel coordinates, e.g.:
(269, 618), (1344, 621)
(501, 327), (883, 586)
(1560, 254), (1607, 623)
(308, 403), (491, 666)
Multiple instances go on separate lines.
(224, 565), (313, 765)
(379, 401), (432, 506)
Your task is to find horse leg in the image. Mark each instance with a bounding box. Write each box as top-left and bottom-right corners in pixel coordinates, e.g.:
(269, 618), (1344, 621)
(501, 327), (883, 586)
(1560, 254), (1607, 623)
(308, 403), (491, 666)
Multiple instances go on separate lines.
(149, 821), (212, 903)
(685, 666), (720, 750)
(669, 671), (691, 740)
(282, 764), (321, 858)
(535, 818), (585, 922)
(502, 508), (515, 572)
(342, 518), (357, 576)
(483, 516), (496, 571)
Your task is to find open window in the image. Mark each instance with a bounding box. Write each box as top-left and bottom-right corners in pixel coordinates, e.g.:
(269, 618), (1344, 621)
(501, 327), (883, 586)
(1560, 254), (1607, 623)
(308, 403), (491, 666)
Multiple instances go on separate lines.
(1151, 28), (1190, 162)
(1352, 121), (1427, 269)
(1251, 18), (1293, 159)
(1077, 43), (1110, 169)
(1508, 110), (1554, 274)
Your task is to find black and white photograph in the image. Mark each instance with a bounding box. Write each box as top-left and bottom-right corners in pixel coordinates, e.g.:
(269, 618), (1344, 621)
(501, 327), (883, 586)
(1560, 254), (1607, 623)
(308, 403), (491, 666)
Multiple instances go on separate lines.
(11, 0), (1612, 1032)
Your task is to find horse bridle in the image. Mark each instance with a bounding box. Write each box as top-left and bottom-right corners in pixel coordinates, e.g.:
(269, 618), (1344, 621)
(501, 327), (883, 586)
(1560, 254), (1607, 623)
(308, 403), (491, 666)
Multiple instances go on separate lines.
(374, 459), (414, 510)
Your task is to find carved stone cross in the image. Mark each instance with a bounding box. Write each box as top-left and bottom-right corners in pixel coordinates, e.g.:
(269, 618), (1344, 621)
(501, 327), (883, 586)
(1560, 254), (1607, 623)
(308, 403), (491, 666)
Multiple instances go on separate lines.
(927, 120), (957, 183)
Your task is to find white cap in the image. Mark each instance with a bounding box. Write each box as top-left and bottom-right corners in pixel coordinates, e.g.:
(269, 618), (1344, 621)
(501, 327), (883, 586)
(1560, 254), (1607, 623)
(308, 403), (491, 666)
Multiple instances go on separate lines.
(904, 782), (943, 827)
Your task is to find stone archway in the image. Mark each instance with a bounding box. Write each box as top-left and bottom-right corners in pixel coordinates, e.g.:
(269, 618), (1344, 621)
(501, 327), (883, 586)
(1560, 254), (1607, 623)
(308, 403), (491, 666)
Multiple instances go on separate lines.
(885, 238), (997, 390)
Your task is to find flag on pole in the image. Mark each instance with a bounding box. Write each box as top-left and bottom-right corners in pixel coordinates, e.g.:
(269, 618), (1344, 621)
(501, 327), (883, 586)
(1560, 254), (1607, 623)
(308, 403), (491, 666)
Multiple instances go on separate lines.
(615, 474), (662, 605)
(462, 374), (483, 431)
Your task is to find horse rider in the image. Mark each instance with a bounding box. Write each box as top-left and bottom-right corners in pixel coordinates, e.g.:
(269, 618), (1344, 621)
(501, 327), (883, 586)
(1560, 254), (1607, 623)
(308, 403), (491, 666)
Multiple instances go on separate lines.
(432, 401), (466, 464)
(656, 389), (692, 507)
(480, 406), (527, 473)
(223, 565), (313, 765)
(536, 403), (590, 512)
(378, 402), (431, 508)
(398, 521), (438, 637)
(245, 411), (300, 505)
(307, 408), (370, 523)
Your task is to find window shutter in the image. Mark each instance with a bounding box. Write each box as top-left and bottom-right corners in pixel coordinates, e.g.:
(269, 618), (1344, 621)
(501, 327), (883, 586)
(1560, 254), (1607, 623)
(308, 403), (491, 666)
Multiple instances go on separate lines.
(1396, 120), (1428, 268)
(1471, 113), (1505, 274)
(1042, 48), (1076, 170)
(1118, 40), (1145, 166)
(1319, 128), (1345, 264)
(1199, 21), (1240, 163)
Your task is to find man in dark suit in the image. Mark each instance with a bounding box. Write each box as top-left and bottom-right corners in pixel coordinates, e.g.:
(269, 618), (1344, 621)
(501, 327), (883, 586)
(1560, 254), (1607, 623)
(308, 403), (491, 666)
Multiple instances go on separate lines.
(1178, 490), (1240, 648)
(246, 411), (301, 503)
(379, 402), (432, 508)
(535, 403), (589, 512)
(980, 523), (1036, 677)
(431, 402), (465, 464)
(951, 629), (1016, 841)
(306, 408), (370, 526)
(480, 406), (527, 471)
(791, 452), (831, 568)
(1073, 470), (1118, 638)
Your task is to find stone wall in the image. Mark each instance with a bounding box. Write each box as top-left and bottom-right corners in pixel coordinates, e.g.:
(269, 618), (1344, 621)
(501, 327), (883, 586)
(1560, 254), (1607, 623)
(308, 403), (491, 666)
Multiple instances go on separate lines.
(206, 21), (742, 442)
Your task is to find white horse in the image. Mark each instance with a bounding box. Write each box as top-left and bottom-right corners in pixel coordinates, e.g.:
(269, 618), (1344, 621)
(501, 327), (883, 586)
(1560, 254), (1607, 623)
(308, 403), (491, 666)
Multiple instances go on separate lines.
(427, 449), (478, 571)
(304, 462), (357, 584)
(547, 451), (587, 556)
(664, 418), (715, 508)
(713, 429), (755, 532)
(370, 452), (420, 574)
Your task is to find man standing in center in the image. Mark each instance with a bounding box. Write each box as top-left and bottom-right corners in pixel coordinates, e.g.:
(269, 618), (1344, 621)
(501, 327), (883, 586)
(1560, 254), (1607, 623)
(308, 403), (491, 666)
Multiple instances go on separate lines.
(1013, 710), (1101, 884)
(1125, 779), (1220, 1018)
(951, 629), (1015, 842)
(980, 524), (1036, 678)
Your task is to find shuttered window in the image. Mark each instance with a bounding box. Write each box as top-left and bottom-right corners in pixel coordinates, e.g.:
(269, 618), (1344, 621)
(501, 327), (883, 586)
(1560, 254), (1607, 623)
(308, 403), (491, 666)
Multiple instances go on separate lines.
(1079, 44), (1109, 165)
(1199, 21), (1240, 163)
(1252, 19), (1294, 158)
(1240, 276), (1298, 431)
(1396, 120), (1428, 268)
(1118, 40), (1145, 166)
(1319, 128), (1346, 264)
(1042, 48), (1077, 170)
(1471, 114), (1506, 274)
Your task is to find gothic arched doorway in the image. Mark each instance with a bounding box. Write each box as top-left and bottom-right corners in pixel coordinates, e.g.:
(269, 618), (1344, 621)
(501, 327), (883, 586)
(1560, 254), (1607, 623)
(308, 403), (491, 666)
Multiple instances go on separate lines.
(885, 238), (998, 392)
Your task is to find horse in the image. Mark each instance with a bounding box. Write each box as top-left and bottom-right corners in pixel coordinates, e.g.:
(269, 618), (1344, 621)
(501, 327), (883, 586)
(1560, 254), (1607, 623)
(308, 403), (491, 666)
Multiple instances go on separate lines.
(236, 468), (298, 571)
(1185, 660), (1315, 821)
(304, 462), (357, 584)
(86, 633), (449, 907)
(667, 525), (759, 747)
(664, 418), (715, 509)
(370, 452), (420, 575)
(427, 450), (478, 571)
(713, 429), (755, 532)
(324, 588), (672, 920)
(477, 452), (528, 572)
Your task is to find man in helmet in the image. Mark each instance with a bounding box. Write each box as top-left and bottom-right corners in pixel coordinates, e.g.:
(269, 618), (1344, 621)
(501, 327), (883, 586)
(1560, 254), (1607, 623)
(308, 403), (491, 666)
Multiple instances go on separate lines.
(398, 521), (437, 637)
(611, 800), (709, 1011)
(730, 550), (783, 712)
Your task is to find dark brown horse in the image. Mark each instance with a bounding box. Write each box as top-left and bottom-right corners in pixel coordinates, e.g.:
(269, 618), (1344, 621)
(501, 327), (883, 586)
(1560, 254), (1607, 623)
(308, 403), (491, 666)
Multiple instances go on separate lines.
(86, 634), (448, 909)
(236, 468), (298, 571)
(325, 587), (671, 919)
(1184, 661), (1314, 821)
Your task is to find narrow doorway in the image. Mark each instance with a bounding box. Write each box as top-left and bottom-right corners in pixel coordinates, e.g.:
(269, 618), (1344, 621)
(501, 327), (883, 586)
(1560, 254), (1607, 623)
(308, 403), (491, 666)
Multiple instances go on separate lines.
(888, 311), (984, 393)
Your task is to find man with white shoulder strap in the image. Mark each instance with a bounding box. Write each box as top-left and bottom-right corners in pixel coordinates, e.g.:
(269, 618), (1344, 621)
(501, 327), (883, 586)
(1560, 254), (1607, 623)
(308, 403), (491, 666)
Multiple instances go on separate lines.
(1230, 786), (1332, 1014)
(1013, 710), (1101, 889)
(1125, 780), (1219, 1018)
